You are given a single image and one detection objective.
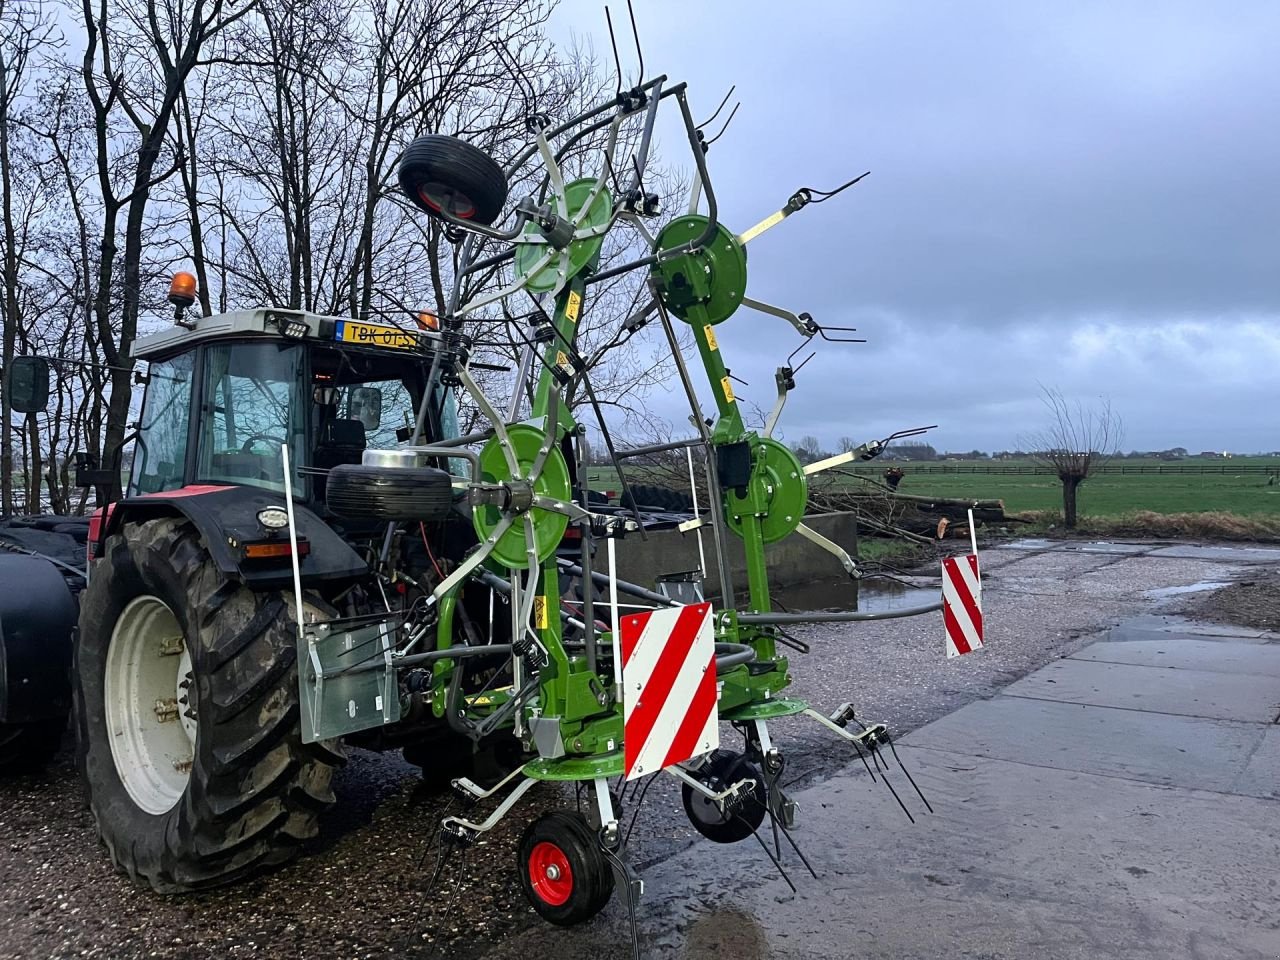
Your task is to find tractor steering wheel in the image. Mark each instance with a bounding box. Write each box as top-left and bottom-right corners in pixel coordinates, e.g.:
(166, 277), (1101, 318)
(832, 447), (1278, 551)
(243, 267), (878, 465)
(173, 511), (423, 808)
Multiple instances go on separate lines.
(240, 434), (287, 454)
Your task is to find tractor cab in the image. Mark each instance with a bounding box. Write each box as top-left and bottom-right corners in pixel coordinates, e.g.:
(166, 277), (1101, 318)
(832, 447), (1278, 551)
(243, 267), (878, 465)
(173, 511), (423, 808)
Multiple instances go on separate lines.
(128, 307), (459, 510)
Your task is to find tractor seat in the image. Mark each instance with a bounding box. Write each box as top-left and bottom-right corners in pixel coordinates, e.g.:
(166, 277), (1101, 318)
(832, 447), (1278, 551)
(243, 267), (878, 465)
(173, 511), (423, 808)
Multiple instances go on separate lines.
(314, 418), (367, 500)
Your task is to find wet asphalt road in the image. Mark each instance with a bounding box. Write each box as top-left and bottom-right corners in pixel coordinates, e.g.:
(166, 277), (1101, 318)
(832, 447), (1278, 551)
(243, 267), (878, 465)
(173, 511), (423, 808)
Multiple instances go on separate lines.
(1, 538), (1276, 959)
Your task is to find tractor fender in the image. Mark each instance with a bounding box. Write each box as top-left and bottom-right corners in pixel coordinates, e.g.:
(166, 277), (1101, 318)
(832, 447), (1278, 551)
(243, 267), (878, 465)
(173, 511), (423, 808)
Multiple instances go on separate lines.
(0, 554), (76, 724)
(96, 485), (368, 588)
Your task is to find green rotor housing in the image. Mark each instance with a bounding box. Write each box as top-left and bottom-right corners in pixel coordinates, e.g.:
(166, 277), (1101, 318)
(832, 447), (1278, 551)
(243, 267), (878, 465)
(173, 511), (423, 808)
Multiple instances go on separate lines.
(515, 178), (613, 293)
(723, 436), (807, 544)
(472, 424), (571, 569)
(650, 215), (748, 325)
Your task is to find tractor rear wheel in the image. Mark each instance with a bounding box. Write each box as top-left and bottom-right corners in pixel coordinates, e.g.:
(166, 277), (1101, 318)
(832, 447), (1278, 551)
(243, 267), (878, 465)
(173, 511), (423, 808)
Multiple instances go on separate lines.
(75, 517), (343, 892)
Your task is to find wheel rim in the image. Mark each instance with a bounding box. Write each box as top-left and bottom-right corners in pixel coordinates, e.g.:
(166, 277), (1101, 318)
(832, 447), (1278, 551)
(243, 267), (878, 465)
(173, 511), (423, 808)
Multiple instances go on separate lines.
(528, 841), (574, 907)
(418, 182), (476, 219)
(689, 777), (733, 828)
(104, 596), (195, 815)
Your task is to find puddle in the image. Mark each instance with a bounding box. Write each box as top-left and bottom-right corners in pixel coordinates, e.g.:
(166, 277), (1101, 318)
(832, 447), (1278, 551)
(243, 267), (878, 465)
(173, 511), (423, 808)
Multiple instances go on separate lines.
(1004, 538), (1151, 555)
(772, 577), (938, 613)
(1144, 581), (1230, 600)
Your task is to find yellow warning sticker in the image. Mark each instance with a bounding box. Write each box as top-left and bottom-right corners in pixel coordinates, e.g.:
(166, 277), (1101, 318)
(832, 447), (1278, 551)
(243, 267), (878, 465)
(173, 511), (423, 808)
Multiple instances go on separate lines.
(720, 376), (735, 403)
(534, 596), (549, 629)
(704, 324), (718, 350)
(565, 290), (582, 324)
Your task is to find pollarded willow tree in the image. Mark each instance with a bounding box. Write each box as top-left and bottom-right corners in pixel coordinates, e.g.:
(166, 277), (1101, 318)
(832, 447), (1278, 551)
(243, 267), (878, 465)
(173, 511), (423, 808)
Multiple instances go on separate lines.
(1023, 386), (1123, 529)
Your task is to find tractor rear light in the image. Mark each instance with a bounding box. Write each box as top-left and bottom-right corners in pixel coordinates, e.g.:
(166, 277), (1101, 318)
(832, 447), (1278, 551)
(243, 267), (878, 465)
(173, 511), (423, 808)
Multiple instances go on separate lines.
(240, 538), (310, 561)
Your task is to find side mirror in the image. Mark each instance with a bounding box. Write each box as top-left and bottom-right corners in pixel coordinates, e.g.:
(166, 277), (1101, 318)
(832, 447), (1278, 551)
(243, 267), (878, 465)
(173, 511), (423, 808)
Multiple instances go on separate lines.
(7, 356), (50, 413)
(349, 386), (382, 431)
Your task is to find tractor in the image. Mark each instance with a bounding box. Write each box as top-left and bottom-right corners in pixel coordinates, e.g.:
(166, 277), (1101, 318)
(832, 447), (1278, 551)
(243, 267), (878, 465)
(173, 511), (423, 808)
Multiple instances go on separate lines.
(1, 301), (523, 889)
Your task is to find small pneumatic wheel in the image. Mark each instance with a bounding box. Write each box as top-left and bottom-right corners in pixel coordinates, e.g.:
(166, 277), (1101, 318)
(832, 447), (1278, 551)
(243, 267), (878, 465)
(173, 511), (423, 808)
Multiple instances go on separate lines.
(398, 134), (508, 226)
(680, 750), (768, 844)
(517, 811), (615, 926)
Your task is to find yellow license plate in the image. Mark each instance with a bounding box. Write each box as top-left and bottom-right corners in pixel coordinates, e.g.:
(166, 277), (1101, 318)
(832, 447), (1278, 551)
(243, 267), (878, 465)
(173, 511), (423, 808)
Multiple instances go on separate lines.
(335, 320), (420, 350)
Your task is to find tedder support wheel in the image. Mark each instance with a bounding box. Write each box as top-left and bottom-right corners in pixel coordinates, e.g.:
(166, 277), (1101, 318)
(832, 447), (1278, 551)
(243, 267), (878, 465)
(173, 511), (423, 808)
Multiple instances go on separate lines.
(399, 134), (509, 226)
(517, 811), (615, 926)
(326, 464), (453, 522)
(680, 750), (767, 844)
(0, 719), (65, 775)
(75, 517), (343, 892)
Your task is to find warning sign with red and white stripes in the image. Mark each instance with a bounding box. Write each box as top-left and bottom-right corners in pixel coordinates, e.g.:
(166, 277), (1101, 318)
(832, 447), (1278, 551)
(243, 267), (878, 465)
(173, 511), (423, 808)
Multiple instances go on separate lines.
(620, 602), (719, 781)
(943, 554), (984, 657)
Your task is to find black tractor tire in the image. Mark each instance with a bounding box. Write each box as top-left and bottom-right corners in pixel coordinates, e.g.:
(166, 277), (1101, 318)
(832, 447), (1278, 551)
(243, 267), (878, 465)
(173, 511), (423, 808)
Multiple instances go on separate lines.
(326, 464), (453, 522)
(517, 811), (615, 926)
(622, 483), (694, 513)
(75, 517), (343, 892)
(0, 719), (65, 774)
(680, 750), (767, 844)
(399, 134), (509, 226)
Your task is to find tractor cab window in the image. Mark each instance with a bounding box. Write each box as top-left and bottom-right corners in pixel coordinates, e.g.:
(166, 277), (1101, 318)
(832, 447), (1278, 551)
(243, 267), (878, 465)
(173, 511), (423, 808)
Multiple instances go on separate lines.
(328, 379), (417, 450)
(130, 352), (195, 495)
(196, 342), (306, 494)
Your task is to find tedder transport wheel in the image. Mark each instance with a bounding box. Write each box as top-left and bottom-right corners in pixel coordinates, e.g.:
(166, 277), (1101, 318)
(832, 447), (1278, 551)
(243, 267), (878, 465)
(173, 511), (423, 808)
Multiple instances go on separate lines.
(680, 750), (767, 844)
(0, 719), (65, 775)
(75, 517), (343, 892)
(517, 812), (615, 926)
(399, 134), (509, 226)
(326, 464), (453, 522)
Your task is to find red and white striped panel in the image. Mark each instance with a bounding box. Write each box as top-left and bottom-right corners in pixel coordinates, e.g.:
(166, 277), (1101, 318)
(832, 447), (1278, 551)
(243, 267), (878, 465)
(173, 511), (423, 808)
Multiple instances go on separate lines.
(943, 554), (984, 658)
(620, 602), (719, 781)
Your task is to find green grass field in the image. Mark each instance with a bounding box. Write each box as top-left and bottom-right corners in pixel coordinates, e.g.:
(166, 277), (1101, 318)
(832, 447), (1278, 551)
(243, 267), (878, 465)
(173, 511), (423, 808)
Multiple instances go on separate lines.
(591, 457), (1280, 520)
(888, 469), (1280, 517)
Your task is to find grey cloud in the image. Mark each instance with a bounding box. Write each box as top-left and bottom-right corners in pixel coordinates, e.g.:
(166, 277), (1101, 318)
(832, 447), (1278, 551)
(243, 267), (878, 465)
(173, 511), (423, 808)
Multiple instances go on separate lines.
(550, 0), (1280, 450)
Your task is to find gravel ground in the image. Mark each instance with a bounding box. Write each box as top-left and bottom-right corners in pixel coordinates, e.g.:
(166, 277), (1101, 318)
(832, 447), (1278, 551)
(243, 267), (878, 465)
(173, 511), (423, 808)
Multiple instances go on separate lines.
(1182, 568), (1280, 631)
(0, 537), (1272, 960)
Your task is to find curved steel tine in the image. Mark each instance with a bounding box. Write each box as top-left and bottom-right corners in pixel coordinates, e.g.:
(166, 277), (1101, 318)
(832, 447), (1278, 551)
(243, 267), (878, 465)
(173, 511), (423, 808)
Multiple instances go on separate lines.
(697, 84), (736, 131)
(786, 335), (816, 369)
(626, 0), (644, 86)
(604, 6), (624, 96)
(705, 101), (740, 147)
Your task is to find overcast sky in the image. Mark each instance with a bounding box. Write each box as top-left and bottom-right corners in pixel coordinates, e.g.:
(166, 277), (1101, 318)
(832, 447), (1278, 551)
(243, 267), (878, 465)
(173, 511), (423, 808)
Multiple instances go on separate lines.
(547, 0), (1280, 454)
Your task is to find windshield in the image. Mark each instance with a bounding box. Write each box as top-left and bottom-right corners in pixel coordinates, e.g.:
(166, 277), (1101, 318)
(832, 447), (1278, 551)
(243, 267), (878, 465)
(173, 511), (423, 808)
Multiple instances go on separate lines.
(196, 342), (306, 494)
(130, 353), (195, 494)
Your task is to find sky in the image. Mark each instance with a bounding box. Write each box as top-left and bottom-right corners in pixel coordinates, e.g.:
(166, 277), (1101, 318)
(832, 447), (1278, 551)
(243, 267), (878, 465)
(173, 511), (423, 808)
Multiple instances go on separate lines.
(546, 0), (1280, 454)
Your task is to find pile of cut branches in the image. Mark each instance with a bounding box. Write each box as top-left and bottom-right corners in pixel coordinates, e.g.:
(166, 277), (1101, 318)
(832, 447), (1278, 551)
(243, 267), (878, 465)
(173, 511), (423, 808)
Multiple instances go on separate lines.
(806, 471), (1017, 543)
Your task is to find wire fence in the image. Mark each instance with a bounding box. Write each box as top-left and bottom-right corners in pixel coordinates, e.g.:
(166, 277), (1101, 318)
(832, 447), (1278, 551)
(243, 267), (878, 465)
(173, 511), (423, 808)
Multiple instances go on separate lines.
(842, 462), (1280, 477)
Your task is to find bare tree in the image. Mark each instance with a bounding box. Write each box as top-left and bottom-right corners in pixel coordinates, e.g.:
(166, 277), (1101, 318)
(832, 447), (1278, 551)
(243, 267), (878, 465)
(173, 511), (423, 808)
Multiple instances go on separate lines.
(4, 0), (691, 512)
(0, 0), (58, 514)
(79, 0), (256, 503)
(1023, 386), (1122, 529)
